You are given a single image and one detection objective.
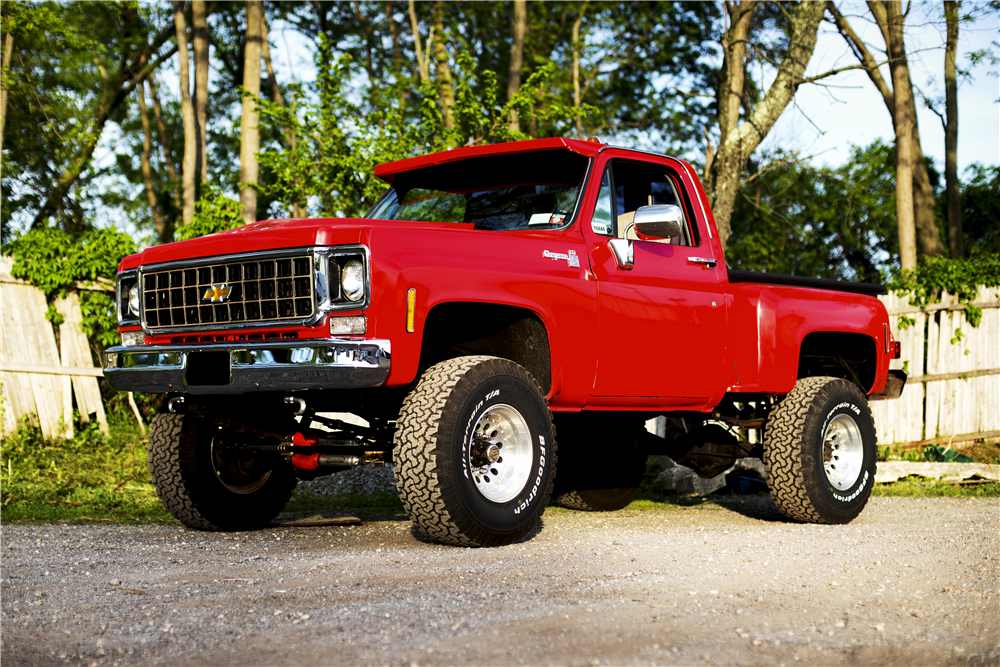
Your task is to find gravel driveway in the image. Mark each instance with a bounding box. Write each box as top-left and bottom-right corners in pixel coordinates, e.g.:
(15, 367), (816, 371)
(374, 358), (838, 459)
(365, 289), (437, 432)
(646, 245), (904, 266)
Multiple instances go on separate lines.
(2, 496), (997, 666)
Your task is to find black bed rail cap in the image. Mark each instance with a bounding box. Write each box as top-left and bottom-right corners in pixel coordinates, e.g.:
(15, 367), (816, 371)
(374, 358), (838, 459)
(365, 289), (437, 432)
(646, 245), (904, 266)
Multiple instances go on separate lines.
(727, 269), (888, 296)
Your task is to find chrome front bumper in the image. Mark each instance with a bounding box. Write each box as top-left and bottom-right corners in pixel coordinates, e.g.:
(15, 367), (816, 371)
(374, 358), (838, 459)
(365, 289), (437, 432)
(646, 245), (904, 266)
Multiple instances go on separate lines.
(103, 339), (391, 394)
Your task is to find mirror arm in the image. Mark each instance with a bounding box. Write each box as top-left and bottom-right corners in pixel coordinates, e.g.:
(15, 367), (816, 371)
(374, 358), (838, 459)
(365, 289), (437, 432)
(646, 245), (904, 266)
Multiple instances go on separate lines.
(609, 239), (633, 270)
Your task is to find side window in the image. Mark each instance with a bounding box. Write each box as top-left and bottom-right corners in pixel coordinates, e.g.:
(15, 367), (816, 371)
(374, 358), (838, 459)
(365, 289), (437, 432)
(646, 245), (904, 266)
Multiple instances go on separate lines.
(611, 161), (695, 246)
(590, 167), (614, 237)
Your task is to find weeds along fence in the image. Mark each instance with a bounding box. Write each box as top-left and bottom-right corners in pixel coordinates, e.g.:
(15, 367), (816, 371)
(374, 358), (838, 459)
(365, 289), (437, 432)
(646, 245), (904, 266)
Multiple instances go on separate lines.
(0, 256), (108, 439)
(871, 286), (1000, 449)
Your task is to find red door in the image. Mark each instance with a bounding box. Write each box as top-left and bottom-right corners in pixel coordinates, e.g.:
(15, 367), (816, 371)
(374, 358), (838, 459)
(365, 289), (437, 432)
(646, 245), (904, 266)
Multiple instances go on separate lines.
(585, 157), (727, 404)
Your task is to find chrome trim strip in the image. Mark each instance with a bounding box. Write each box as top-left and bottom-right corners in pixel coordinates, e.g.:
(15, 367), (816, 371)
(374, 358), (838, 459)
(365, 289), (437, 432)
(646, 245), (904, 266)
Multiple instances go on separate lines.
(133, 245), (371, 336)
(102, 338), (391, 394)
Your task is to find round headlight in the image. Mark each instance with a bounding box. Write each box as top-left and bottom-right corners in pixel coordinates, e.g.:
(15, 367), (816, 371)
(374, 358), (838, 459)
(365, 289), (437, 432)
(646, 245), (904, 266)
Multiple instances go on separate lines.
(128, 283), (140, 316)
(341, 259), (365, 302)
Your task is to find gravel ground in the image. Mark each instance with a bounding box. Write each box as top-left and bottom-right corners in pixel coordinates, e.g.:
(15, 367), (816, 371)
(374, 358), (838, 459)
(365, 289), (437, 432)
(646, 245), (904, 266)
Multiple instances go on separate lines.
(2, 496), (998, 667)
(296, 465), (398, 497)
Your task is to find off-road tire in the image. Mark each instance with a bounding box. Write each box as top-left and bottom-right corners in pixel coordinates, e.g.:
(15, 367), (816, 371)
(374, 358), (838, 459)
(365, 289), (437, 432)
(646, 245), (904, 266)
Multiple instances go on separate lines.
(148, 413), (296, 531)
(552, 414), (646, 512)
(393, 356), (557, 547)
(763, 376), (876, 524)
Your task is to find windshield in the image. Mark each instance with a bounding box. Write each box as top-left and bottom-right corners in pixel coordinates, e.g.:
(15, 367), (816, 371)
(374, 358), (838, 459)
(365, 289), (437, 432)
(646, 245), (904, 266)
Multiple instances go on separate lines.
(366, 150), (590, 231)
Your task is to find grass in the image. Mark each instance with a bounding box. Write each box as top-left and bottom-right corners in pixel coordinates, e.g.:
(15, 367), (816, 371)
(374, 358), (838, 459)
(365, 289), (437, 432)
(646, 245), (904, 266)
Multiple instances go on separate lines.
(2, 413), (997, 526)
(1, 410), (176, 525)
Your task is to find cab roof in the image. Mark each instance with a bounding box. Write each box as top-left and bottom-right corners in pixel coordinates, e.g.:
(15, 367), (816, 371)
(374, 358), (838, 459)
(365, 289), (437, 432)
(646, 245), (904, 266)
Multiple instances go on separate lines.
(373, 137), (607, 184)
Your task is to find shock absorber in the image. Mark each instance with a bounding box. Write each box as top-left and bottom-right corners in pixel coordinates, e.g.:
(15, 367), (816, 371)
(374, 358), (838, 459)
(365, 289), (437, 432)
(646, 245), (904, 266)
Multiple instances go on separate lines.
(287, 432), (383, 471)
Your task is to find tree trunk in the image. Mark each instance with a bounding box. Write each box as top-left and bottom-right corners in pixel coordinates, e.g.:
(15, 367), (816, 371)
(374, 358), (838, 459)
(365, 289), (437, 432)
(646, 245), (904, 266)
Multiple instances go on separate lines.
(137, 81), (166, 242)
(433, 1), (454, 131)
(175, 0), (197, 225)
(239, 0), (263, 225)
(572, 3), (588, 140)
(842, 2), (942, 260)
(261, 17), (304, 218)
(885, 0), (918, 269)
(507, 0), (526, 133)
(944, 0), (962, 258)
(147, 71), (181, 218)
(192, 0), (210, 183)
(707, 0), (825, 249)
(1, 31), (13, 178)
(408, 0), (429, 83)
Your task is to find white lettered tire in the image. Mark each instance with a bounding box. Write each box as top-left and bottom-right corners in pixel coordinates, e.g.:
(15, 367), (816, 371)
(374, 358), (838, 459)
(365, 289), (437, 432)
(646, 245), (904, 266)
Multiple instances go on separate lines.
(393, 356), (557, 547)
(764, 376), (877, 524)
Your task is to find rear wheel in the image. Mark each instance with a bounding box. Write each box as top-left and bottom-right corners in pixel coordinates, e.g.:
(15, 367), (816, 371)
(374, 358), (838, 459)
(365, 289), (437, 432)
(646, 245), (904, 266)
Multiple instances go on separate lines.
(148, 412), (296, 531)
(393, 356), (556, 547)
(552, 414), (646, 512)
(763, 376), (876, 524)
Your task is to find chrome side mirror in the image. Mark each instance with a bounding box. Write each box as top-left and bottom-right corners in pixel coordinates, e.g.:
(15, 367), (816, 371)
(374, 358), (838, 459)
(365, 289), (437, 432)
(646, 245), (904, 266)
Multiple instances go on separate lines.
(632, 204), (682, 240)
(609, 238), (633, 270)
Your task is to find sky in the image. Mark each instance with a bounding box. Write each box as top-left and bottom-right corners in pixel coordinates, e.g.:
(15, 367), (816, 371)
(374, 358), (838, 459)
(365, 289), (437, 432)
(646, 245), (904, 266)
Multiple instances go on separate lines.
(761, 1), (999, 173)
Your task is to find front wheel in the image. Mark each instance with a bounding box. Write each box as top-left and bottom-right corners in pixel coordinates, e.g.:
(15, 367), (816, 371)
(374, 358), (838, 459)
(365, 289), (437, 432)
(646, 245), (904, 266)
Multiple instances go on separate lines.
(763, 376), (876, 524)
(147, 412), (296, 531)
(393, 356), (557, 547)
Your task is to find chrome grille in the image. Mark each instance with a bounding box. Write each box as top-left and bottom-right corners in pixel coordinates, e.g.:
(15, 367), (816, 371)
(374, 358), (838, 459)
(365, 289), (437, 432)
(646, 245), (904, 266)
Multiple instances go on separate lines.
(141, 254), (314, 330)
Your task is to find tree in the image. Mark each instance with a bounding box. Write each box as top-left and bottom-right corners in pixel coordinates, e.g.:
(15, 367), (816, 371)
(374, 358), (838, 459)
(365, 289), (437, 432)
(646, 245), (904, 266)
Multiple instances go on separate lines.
(727, 140), (899, 283)
(828, 1), (947, 266)
(943, 0), (962, 258)
(704, 1), (828, 249)
(238, 0), (263, 225)
(884, 0), (919, 269)
(136, 80), (166, 241)
(192, 0), (210, 183)
(174, 0), (197, 225)
(506, 0), (526, 133)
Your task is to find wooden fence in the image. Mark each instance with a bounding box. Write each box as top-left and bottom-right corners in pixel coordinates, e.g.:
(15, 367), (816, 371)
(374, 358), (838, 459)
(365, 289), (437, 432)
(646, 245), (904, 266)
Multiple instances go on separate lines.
(871, 286), (1000, 448)
(0, 256), (108, 439)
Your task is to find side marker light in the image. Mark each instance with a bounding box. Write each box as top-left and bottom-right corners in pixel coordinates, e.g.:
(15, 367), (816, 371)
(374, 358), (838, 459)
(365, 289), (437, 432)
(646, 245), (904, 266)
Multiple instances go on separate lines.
(406, 288), (416, 333)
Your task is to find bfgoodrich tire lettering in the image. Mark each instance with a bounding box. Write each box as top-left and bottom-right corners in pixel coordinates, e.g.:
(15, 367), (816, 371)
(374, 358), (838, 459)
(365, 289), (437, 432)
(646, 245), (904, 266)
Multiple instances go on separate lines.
(763, 376), (876, 524)
(393, 356), (557, 547)
(147, 412), (296, 531)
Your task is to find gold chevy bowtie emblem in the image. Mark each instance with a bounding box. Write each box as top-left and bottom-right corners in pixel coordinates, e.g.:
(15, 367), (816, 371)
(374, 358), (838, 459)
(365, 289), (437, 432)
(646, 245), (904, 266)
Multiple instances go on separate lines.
(202, 284), (232, 303)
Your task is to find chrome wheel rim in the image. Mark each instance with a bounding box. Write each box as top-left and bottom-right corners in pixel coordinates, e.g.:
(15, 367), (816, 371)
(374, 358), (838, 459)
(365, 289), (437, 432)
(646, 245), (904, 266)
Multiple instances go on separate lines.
(823, 414), (864, 490)
(468, 404), (533, 503)
(211, 436), (272, 495)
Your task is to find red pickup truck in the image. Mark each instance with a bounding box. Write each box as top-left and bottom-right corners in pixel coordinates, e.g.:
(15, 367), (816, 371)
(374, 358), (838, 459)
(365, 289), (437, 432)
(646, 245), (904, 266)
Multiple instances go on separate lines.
(105, 137), (904, 547)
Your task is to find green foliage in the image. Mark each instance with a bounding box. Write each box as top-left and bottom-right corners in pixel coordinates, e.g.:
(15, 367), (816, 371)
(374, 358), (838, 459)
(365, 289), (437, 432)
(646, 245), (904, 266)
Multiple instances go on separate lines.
(256, 45), (588, 219)
(888, 254), (1000, 327)
(727, 141), (898, 283)
(1, 2), (174, 237)
(959, 163), (1000, 259)
(0, 410), (175, 525)
(4, 227), (137, 348)
(174, 182), (245, 241)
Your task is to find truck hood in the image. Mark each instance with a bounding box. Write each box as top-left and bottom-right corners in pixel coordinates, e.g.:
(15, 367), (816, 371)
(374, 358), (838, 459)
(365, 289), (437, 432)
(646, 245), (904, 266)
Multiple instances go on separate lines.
(119, 217), (472, 270)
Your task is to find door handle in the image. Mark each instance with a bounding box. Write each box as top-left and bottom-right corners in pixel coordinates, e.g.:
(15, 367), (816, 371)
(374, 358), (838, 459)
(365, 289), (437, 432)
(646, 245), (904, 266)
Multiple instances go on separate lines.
(687, 256), (717, 268)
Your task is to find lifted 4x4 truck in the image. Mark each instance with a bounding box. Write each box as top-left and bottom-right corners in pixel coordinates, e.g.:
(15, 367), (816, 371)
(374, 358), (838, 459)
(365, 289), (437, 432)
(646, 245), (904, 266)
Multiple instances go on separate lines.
(105, 137), (905, 547)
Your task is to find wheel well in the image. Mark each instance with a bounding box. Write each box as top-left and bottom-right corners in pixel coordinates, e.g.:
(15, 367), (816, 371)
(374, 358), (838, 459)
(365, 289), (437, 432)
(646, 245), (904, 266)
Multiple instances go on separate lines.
(419, 302), (551, 393)
(797, 331), (877, 393)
